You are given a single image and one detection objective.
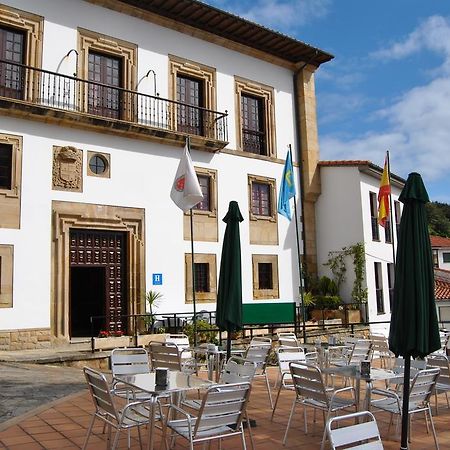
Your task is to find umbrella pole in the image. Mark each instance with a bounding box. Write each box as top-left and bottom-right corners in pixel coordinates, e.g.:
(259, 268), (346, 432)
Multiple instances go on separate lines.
(226, 334), (231, 361)
(190, 209), (198, 347)
(400, 354), (411, 449)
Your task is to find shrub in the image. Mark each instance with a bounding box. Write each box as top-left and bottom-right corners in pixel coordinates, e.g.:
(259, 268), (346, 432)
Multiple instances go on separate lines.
(183, 319), (218, 345)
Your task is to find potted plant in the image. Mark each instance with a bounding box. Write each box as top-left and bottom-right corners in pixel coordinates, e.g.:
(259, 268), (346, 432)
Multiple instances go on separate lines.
(137, 289), (165, 346)
(94, 329), (131, 350)
(309, 276), (343, 322)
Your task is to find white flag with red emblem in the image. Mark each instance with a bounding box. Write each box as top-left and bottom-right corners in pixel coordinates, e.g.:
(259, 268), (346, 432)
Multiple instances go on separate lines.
(170, 142), (203, 212)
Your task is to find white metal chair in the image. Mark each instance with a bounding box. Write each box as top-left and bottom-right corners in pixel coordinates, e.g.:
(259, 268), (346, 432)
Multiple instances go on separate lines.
(326, 411), (384, 449)
(148, 341), (196, 374)
(283, 362), (357, 449)
(164, 333), (192, 357)
(386, 357), (427, 389)
(427, 354), (450, 414)
(244, 343), (273, 408)
(370, 367), (440, 449)
(277, 332), (300, 348)
(433, 331), (450, 356)
(271, 346), (306, 419)
(369, 333), (394, 369)
(83, 366), (161, 450)
(161, 382), (252, 450)
(110, 347), (151, 400)
(249, 335), (272, 347)
(182, 356), (257, 449)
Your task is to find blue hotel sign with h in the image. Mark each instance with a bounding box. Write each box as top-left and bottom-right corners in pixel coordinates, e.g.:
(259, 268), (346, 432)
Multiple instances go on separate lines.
(152, 273), (163, 285)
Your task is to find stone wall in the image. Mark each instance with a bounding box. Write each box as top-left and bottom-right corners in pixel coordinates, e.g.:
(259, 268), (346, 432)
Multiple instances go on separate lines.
(0, 328), (51, 351)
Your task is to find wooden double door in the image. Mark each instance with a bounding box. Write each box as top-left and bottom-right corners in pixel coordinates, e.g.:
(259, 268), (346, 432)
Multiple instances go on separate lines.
(69, 229), (127, 337)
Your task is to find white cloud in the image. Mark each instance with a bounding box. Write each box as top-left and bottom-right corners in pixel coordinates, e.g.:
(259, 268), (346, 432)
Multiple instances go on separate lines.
(203, 0), (331, 30)
(321, 15), (450, 195)
(321, 76), (450, 182)
(318, 92), (367, 126)
(371, 15), (450, 73)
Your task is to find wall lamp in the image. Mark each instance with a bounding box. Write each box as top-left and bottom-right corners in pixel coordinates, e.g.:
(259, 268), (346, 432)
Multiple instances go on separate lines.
(145, 69), (158, 96)
(65, 49), (79, 77)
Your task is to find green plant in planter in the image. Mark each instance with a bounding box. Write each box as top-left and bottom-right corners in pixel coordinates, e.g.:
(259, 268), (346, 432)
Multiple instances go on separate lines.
(313, 295), (342, 310)
(301, 291), (316, 307)
(324, 242), (368, 307)
(183, 319), (218, 346)
(142, 290), (163, 332)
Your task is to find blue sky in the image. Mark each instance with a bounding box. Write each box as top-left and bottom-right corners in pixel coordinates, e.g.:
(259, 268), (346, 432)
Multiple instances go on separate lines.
(204, 0), (450, 203)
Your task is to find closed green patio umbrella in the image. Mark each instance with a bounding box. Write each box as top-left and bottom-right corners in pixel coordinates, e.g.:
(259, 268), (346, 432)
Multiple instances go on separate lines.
(388, 172), (440, 449)
(216, 201), (244, 360)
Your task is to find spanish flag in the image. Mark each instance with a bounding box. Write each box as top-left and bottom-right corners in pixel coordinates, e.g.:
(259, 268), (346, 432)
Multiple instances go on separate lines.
(378, 155), (391, 227)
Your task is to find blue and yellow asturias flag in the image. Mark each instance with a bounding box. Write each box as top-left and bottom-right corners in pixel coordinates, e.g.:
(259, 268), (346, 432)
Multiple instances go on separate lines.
(278, 150), (296, 220)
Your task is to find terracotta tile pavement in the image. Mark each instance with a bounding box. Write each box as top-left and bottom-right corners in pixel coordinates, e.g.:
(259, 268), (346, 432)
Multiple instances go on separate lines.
(1, 366), (450, 449)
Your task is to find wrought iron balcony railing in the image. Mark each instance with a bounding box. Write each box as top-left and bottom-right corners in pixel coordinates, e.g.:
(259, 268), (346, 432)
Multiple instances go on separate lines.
(0, 59), (228, 143)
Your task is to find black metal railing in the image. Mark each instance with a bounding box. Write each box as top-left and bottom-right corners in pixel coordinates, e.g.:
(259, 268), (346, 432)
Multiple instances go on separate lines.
(0, 59), (228, 142)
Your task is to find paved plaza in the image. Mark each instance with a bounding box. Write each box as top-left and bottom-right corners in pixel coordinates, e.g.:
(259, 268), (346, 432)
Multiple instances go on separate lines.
(1, 356), (450, 449)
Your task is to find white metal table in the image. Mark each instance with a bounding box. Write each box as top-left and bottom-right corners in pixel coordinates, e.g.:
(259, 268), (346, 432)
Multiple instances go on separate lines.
(193, 345), (246, 381)
(115, 370), (213, 450)
(322, 365), (400, 410)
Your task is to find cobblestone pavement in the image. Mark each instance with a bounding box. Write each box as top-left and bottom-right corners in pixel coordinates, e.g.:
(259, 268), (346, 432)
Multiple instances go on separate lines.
(0, 362), (86, 424)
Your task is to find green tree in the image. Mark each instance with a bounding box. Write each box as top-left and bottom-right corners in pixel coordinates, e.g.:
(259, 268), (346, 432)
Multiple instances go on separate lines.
(426, 202), (450, 237)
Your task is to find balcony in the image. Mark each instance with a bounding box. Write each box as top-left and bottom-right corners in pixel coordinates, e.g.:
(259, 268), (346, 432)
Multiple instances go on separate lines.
(0, 60), (228, 151)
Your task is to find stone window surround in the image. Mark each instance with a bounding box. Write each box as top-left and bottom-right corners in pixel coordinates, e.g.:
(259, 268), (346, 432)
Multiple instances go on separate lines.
(185, 253), (217, 303)
(235, 76), (276, 158)
(248, 174), (277, 223)
(168, 54), (216, 113)
(0, 244), (13, 308)
(0, 133), (22, 229)
(52, 201), (145, 341)
(87, 150), (111, 178)
(0, 4), (43, 101)
(77, 27), (137, 117)
(189, 167), (217, 218)
(252, 254), (279, 300)
(0, 133), (21, 200)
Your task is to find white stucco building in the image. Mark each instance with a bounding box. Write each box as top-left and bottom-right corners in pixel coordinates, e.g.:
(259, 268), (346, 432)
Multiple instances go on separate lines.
(0, 0), (334, 349)
(315, 160), (404, 334)
(431, 236), (450, 271)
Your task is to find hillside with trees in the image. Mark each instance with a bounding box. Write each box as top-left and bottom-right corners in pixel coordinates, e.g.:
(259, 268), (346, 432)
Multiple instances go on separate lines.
(426, 201), (450, 237)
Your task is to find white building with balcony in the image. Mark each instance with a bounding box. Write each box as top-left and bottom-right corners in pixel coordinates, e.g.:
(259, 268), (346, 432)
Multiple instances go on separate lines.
(0, 0), (333, 349)
(315, 160), (405, 334)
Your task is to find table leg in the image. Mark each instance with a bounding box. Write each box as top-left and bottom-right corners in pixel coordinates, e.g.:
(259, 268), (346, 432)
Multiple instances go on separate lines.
(364, 381), (373, 411)
(147, 395), (157, 450)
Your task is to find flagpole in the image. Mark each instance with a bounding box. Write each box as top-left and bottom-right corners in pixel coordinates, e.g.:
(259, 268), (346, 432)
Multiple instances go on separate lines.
(289, 144), (307, 344)
(190, 207), (198, 347)
(187, 136), (198, 347)
(386, 150), (396, 268)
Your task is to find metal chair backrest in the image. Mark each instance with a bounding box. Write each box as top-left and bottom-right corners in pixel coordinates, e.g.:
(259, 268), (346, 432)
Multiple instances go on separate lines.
(277, 346), (306, 375)
(84, 367), (119, 424)
(193, 382), (251, 438)
(164, 333), (192, 359)
(148, 341), (182, 371)
(427, 354), (450, 386)
(408, 368), (440, 407)
(393, 357), (427, 374)
(249, 336), (272, 347)
(110, 347), (150, 377)
(245, 344), (271, 374)
(348, 339), (372, 364)
(370, 333), (389, 353)
(220, 356), (257, 384)
(278, 332), (299, 348)
(290, 362), (329, 406)
(326, 411), (384, 449)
